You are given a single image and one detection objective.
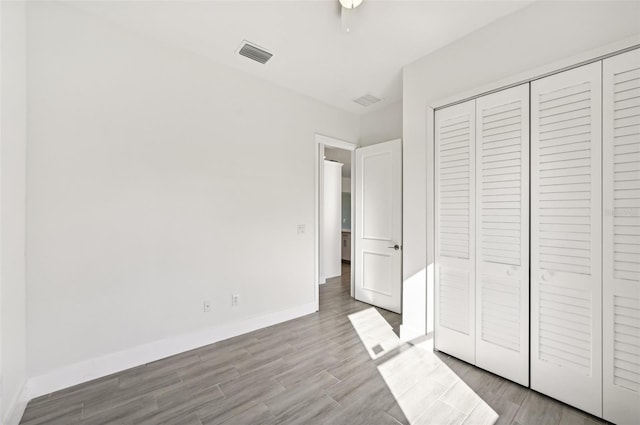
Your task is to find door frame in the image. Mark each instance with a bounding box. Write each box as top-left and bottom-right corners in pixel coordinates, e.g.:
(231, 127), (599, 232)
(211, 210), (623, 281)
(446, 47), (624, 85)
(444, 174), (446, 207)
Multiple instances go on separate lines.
(314, 134), (358, 311)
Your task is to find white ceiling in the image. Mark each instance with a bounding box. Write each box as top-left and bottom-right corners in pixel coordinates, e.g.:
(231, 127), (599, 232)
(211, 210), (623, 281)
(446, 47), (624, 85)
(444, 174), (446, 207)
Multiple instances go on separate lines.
(65, 0), (532, 115)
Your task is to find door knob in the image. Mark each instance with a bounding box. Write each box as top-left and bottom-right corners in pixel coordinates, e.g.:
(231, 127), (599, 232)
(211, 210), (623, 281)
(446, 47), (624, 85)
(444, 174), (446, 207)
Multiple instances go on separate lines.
(388, 244), (401, 251)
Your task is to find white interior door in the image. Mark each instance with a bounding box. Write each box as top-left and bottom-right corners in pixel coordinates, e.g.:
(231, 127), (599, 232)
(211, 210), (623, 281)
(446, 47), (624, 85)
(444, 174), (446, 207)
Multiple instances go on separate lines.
(434, 100), (476, 365)
(603, 48), (640, 425)
(475, 84), (530, 386)
(355, 139), (402, 314)
(531, 62), (602, 416)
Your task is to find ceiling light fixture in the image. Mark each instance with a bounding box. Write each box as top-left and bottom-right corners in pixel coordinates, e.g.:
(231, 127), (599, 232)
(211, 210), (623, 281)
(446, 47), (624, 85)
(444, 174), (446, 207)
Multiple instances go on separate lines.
(339, 0), (363, 9)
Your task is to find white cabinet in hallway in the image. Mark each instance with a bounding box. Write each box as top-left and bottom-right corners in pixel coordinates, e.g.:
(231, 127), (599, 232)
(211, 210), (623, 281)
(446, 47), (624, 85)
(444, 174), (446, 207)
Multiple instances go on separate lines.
(341, 231), (351, 262)
(323, 160), (343, 279)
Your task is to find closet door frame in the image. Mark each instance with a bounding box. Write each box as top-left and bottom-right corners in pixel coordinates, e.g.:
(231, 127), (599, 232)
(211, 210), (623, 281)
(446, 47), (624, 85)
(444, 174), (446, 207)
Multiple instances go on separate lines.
(475, 84), (530, 386)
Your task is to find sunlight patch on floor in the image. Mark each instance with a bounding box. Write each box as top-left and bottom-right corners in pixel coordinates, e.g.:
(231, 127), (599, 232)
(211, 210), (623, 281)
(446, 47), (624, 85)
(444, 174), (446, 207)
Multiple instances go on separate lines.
(348, 308), (498, 425)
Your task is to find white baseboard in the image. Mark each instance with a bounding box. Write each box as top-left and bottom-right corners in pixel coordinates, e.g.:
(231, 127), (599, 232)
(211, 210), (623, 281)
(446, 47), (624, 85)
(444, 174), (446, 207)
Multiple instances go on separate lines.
(26, 301), (317, 401)
(4, 383), (29, 425)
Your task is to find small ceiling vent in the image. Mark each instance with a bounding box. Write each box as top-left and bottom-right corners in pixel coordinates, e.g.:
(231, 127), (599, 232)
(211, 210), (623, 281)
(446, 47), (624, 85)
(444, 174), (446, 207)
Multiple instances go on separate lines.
(353, 94), (382, 107)
(237, 40), (273, 64)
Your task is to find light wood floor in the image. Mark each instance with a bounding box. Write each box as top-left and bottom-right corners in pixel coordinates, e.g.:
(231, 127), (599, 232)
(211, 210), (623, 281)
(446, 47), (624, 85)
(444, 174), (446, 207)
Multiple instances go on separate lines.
(20, 264), (610, 425)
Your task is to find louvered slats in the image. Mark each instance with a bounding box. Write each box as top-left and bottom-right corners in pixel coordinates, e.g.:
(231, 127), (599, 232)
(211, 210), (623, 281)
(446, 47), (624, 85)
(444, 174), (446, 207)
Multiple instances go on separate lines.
(480, 100), (522, 266)
(537, 81), (593, 276)
(480, 276), (520, 351)
(614, 296), (640, 392)
(438, 114), (472, 260)
(439, 269), (470, 334)
(538, 281), (592, 374)
(603, 49), (640, 425)
(612, 66), (640, 282)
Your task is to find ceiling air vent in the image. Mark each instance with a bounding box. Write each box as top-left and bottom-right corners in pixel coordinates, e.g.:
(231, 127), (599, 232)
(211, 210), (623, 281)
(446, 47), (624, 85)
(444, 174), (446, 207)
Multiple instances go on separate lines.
(353, 94), (382, 107)
(237, 40), (273, 64)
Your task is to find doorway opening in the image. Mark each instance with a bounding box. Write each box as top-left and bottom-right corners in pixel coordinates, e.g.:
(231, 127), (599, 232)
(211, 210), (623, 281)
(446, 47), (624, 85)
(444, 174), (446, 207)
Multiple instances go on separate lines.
(323, 146), (353, 298)
(315, 135), (403, 316)
(314, 134), (357, 311)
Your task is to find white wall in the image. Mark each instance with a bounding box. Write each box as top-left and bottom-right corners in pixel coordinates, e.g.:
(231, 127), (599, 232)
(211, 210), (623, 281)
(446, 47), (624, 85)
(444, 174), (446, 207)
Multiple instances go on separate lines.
(402, 0), (640, 336)
(1, 0), (28, 422)
(26, 0), (359, 388)
(359, 101), (402, 147)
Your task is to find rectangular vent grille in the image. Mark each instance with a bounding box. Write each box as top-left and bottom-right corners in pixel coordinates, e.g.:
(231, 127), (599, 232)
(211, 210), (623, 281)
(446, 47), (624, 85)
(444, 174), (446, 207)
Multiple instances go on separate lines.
(238, 41), (273, 64)
(353, 94), (382, 107)
(480, 100), (523, 266)
(612, 66), (640, 282)
(537, 81), (593, 276)
(438, 113), (472, 260)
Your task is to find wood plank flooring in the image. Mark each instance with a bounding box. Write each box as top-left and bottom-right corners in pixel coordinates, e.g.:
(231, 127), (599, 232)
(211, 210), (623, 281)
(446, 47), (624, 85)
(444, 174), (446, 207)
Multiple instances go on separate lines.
(20, 264), (611, 424)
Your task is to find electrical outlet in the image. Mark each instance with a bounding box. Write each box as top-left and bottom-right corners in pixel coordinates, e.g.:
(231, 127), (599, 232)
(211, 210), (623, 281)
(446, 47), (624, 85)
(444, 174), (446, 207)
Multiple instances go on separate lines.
(203, 300), (211, 312)
(232, 294), (240, 306)
(297, 224), (305, 234)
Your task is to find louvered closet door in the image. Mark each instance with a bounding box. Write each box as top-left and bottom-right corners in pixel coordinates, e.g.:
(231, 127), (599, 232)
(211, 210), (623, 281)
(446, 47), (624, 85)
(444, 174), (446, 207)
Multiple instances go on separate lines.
(435, 100), (476, 364)
(475, 84), (529, 386)
(531, 62), (602, 416)
(603, 49), (640, 425)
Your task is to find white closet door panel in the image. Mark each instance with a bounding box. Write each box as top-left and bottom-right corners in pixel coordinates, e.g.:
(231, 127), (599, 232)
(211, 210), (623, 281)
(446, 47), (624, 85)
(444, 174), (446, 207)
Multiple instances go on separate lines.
(435, 100), (476, 364)
(603, 48), (640, 425)
(531, 62), (602, 417)
(475, 84), (530, 386)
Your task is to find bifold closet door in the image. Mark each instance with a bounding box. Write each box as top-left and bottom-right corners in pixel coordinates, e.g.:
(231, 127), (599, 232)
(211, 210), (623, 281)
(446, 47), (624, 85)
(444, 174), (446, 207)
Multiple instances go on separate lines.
(435, 100), (476, 364)
(603, 48), (640, 425)
(475, 84), (530, 386)
(531, 62), (602, 416)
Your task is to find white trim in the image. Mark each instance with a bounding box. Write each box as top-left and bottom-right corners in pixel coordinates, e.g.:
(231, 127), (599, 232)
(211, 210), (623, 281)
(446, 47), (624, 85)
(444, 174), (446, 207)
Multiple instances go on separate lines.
(315, 141), (323, 310)
(350, 149), (356, 298)
(26, 301), (316, 400)
(315, 134), (357, 151)
(431, 35), (640, 110)
(314, 134), (358, 310)
(3, 384), (28, 425)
